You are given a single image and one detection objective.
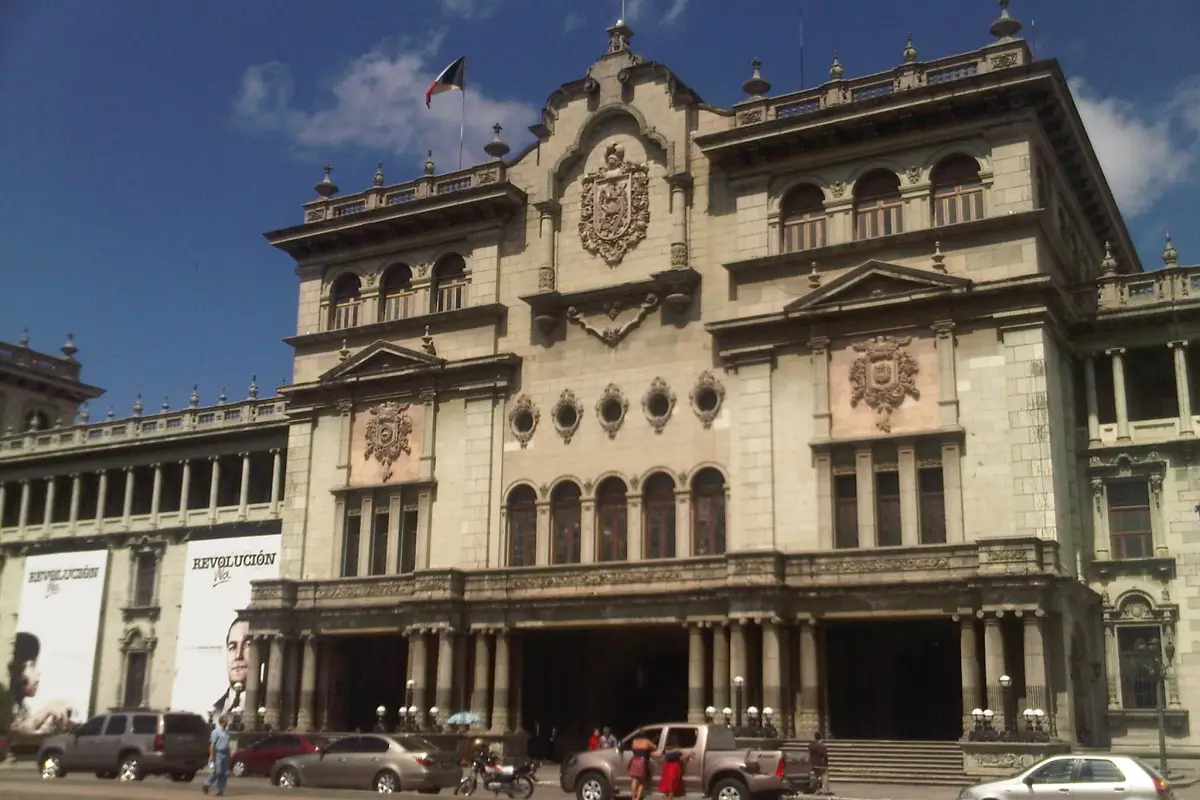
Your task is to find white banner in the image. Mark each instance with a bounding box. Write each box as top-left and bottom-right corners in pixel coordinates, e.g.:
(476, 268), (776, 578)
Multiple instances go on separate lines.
(170, 534), (282, 719)
(10, 550), (109, 735)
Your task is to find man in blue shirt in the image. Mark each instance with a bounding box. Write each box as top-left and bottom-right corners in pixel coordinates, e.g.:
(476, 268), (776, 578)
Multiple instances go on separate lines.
(203, 714), (231, 796)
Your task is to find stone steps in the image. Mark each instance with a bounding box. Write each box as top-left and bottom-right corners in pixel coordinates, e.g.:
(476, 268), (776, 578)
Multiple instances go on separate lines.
(783, 739), (973, 786)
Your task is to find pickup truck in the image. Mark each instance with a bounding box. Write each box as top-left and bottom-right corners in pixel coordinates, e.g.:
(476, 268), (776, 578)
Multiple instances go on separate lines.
(559, 723), (809, 800)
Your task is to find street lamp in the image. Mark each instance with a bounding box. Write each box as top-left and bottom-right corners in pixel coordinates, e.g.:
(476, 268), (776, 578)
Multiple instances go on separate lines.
(258, 706), (269, 732)
(704, 706), (716, 723)
(375, 705), (387, 732)
(405, 679), (415, 712)
(1135, 635), (1175, 776)
(397, 707), (408, 733)
(429, 706), (440, 732)
(762, 707), (774, 736)
(721, 707), (733, 727)
(733, 677), (745, 729)
(998, 675), (1013, 734)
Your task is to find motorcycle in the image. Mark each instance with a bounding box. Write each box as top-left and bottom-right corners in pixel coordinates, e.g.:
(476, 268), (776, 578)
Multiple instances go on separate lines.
(455, 753), (537, 799)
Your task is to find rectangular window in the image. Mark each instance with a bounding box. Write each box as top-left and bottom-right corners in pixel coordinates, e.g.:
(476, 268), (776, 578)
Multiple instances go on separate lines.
(855, 202), (903, 240)
(781, 217), (826, 253)
(508, 504), (538, 567)
(918, 467), (947, 544)
(123, 651), (148, 708)
(934, 188), (984, 226)
(333, 302), (360, 330)
(398, 500), (419, 574)
(1116, 625), (1162, 710)
(382, 292), (417, 322)
(875, 471), (901, 546)
(436, 281), (467, 313)
(834, 475), (859, 549)
(131, 551), (158, 607)
(370, 502), (390, 576)
(342, 504), (362, 577)
(1107, 482), (1154, 559)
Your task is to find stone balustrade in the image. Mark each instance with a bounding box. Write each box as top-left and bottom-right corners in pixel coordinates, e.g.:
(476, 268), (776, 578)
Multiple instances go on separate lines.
(0, 341), (82, 381)
(1093, 263), (1200, 312)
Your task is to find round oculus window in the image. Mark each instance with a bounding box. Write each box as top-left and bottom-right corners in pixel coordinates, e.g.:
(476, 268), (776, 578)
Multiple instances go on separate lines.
(599, 398), (625, 424)
(694, 387), (720, 413)
(512, 409), (536, 434)
(555, 403), (579, 429)
(645, 392), (671, 418)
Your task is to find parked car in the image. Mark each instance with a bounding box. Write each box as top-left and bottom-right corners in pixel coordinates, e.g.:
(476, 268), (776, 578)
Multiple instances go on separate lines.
(231, 733), (327, 777)
(560, 723), (809, 800)
(271, 733), (463, 793)
(957, 754), (1175, 799)
(37, 710), (210, 782)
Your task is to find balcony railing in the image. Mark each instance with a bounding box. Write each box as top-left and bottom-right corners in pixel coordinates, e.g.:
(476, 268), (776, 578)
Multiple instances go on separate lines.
(302, 161), (507, 225)
(1093, 264), (1200, 312)
(0, 342), (82, 381)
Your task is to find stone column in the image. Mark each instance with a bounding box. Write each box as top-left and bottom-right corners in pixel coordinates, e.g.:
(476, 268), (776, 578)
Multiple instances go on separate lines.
(297, 636), (318, 731)
(687, 623), (705, 723)
(1169, 341), (1194, 436)
(797, 621), (820, 736)
(269, 448), (283, 514)
(410, 630), (429, 726)
(1102, 618), (1119, 708)
(178, 460), (191, 523)
(668, 175), (690, 269)
(897, 445), (919, 546)
(1021, 610), (1048, 713)
(958, 614), (982, 737)
(712, 623), (730, 710)
(471, 632), (492, 730)
(761, 618), (782, 718)
(149, 463), (163, 524)
(1091, 478), (1110, 560)
(418, 390), (437, 483)
(1083, 355), (1101, 445)
(730, 620), (748, 709)
(932, 320), (959, 427)
(435, 629), (454, 724)
(675, 491), (693, 558)
(243, 637), (262, 728)
(491, 629), (510, 733)
(95, 472), (107, 529)
(809, 337), (831, 440)
(238, 451), (251, 518)
(68, 473), (81, 526)
(121, 469), (134, 528)
(18, 480), (30, 529)
(42, 477), (55, 530)
(534, 200), (559, 291)
(535, 501), (551, 566)
(283, 637), (301, 729)
(855, 447), (875, 548)
(983, 612), (1008, 730)
(208, 456), (221, 519)
(0, 483), (6, 527)
(1107, 348), (1131, 442)
(264, 636), (285, 729)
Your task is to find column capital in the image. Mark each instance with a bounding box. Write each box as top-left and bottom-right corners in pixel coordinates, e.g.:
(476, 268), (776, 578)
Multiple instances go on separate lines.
(150, 462), (162, 470)
(807, 336), (830, 354)
(179, 459), (189, 466)
(69, 472), (81, 480)
(209, 455), (220, 463)
(239, 451), (250, 459)
(1168, 340), (1189, 350)
(1105, 347), (1126, 356)
(270, 447), (282, 455)
(931, 320), (956, 339)
(123, 466), (135, 473)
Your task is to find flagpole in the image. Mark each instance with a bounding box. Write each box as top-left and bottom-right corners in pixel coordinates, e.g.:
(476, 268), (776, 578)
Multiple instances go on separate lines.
(458, 61), (467, 171)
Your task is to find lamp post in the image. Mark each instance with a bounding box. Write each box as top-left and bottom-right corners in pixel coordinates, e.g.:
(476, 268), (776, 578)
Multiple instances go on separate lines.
(406, 679), (415, 712)
(397, 707), (408, 733)
(733, 676), (745, 729)
(722, 707), (733, 727)
(375, 705), (387, 732)
(257, 706), (268, 732)
(429, 706), (440, 732)
(704, 706), (716, 723)
(1135, 635), (1175, 776)
(998, 674), (1013, 734)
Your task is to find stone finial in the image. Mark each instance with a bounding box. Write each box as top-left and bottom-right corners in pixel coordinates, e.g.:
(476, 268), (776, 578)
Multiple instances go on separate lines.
(161, 396), (170, 412)
(742, 58), (771, 99)
(808, 261), (822, 289)
(53, 417), (62, 429)
(421, 325), (437, 355)
(218, 387), (227, 405)
(79, 402), (90, 424)
(339, 339), (351, 361)
(18, 327), (29, 348)
(248, 375), (259, 399)
(106, 407), (115, 421)
(1163, 232), (1179, 268)
(189, 384), (199, 408)
(606, 18), (634, 55)
(314, 164), (339, 198)
(1100, 241), (1118, 275)
(990, 0), (1022, 41)
(829, 52), (844, 81)
(132, 394), (144, 417)
(60, 333), (78, 360)
(903, 33), (918, 64)
(932, 241), (946, 273)
(424, 151), (436, 176)
(374, 162), (385, 188)
(484, 123), (510, 161)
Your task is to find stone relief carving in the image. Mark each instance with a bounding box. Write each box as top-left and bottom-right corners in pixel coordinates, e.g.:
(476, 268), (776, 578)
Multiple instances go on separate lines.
(363, 401), (414, 481)
(551, 390), (584, 444)
(690, 371), (726, 428)
(363, 271), (379, 288)
(670, 242), (688, 268)
(849, 335), (920, 433)
(905, 165), (921, 184)
(985, 549), (1028, 564)
(642, 377), (676, 434)
(578, 142), (650, 266)
(814, 556), (949, 574)
(507, 395), (539, 449)
(596, 384), (630, 439)
(1121, 597), (1152, 620)
(971, 752), (1036, 769)
(830, 181), (847, 198)
(566, 294), (658, 348)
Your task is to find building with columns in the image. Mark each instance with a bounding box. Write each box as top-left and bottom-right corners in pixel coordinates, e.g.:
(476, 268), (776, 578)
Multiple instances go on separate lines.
(3, 0), (1199, 777)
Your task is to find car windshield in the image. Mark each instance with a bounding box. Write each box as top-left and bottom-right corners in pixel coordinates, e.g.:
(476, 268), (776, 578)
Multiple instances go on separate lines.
(394, 736), (440, 752)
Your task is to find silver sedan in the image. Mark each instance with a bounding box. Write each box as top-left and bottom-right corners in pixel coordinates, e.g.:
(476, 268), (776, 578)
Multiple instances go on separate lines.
(957, 754), (1174, 799)
(271, 733), (463, 794)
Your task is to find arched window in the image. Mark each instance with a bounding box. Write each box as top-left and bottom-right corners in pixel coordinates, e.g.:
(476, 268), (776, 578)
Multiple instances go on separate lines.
(780, 184), (826, 253)
(932, 155), (983, 226)
(692, 468), (726, 556)
(433, 254), (468, 313)
(24, 410), (50, 432)
(329, 273), (362, 330)
(643, 472), (676, 559)
(854, 169), (903, 240)
(506, 485), (538, 567)
(596, 477), (628, 562)
(380, 264), (416, 322)
(551, 482), (582, 565)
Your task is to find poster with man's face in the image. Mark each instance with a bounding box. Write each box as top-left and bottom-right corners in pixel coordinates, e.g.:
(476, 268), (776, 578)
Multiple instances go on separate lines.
(169, 535), (282, 717)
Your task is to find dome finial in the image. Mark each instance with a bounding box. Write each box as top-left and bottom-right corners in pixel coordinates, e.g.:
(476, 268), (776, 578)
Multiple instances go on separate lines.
(161, 396), (170, 412)
(18, 327), (29, 348)
(218, 387), (227, 405)
(742, 58), (771, 99)
(60, 333), (78, 360)
(132, 394), (144, 417)
(374, 162), (385, 188)
(314, 164), (339, 198)
(339, 339), (351, 361)
(189, 384), (199, 408)
(484, 123), (510, 161)
(424, 151), (436, 176)
(1100, 241), (1117, 275)
(990, 0), (1022, 41)
(932, 241), (946, 273)
(79, 402), (91, 424)
(829, 51), (844, 81)
(1163, 232), (1179, 267)
(248, 374), (259, 399)
(903, 32), (918, 64)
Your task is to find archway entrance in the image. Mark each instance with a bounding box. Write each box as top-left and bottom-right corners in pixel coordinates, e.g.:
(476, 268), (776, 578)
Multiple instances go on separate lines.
(824, 618), (961, 740)
(331, 635), (409, 733)
(520, 626), (687, 758)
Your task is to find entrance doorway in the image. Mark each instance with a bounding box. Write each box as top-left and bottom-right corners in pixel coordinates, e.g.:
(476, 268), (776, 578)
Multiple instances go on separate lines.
(520, 626), (687, 757)
(333, 635), (409, 733)
(824, 618), (961, 740)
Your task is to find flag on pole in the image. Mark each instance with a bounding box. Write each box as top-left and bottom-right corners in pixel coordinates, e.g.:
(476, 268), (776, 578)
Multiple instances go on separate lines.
(425, 56), (467, 108)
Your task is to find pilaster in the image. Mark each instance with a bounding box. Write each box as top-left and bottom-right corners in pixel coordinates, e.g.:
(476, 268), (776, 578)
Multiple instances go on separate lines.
(855, 447), (875, 548)
(490, 629), (510, 733)
(712, 623), (730, 710)
(1106, 348), (1130, 442)
(1169, 341), (1194, 436)
(687, 623), (705, 723)
(932, 321), (959, 427)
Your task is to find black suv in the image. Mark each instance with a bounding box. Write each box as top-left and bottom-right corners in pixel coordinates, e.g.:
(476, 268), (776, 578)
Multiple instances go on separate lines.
(37, 710), (210, 782)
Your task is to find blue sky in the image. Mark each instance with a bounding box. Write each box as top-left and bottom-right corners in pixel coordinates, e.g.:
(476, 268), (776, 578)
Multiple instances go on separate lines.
(1, 0), (1198, 415)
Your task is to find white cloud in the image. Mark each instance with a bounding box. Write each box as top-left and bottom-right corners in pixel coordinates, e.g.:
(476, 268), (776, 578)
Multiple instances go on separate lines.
(1070, 77), (1199, 217)
(233, 36), (535, 172)
(563, 11), (585, 33)
(438, 0), (501, 20)
(662, 0), (689, 26)
(624, 0), (688, 26)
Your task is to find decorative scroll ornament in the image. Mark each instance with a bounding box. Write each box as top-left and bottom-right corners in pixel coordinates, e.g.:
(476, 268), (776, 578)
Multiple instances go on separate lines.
(849, 335), (920, 433)
(596, 384), (629, 439)
(363, 401), (413, 481)
(690, 371), (726, 428)
(642, 377), (676, 434)
(578, 142), (650, 266)
(566, 294), (658, 348)
(552, 390), (584, 444)
(507, 395), (540, 449)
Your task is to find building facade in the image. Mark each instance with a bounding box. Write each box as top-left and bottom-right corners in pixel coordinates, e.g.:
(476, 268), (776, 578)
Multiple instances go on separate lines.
(2, 2), (1198, 765)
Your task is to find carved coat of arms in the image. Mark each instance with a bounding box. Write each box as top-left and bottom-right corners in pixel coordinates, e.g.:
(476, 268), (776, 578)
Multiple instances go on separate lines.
(849, 335), (920, 432)
(578, 142), (650, 267)
(363, 401), (413, 481)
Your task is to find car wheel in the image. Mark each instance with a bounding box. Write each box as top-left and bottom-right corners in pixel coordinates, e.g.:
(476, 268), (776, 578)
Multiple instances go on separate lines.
(171, 771), (197, 782)
(118, 755), (143, 782)
(40, 754), (63, 780)
(576, 771), (610, 800)
(276, 766), (300, 789)
(712, 777), (748, 800)
(374, 770), (400, 793)
(231, 759), (246, 778)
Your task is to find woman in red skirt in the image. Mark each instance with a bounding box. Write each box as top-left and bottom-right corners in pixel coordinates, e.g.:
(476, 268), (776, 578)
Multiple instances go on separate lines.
(655, 734), (692, 798)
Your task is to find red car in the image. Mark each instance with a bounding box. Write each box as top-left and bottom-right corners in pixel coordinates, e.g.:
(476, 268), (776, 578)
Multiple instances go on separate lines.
(230, 733), (327, 777)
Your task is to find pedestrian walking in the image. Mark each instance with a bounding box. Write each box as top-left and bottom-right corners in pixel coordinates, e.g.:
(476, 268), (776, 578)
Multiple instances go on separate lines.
(588, 728), (601, 750)
(600, 726), (618, 749)
(626, 733), (657, 800)
(654, 733), (691, 798)
(807, 730), (830, 795)
(202, 714), (231, 796)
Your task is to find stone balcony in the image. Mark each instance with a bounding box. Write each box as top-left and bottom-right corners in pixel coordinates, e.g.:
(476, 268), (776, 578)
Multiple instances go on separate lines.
(1092, 263), (1200, 315)
(0, 339), (85, 383)
(1084, 417), (1200, 448)
(0, 500), (280, 544)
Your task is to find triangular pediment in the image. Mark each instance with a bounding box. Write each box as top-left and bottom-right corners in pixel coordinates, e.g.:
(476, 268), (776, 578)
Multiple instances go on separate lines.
(320, 340), (444, 382)
(783, 260), (971, 313)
